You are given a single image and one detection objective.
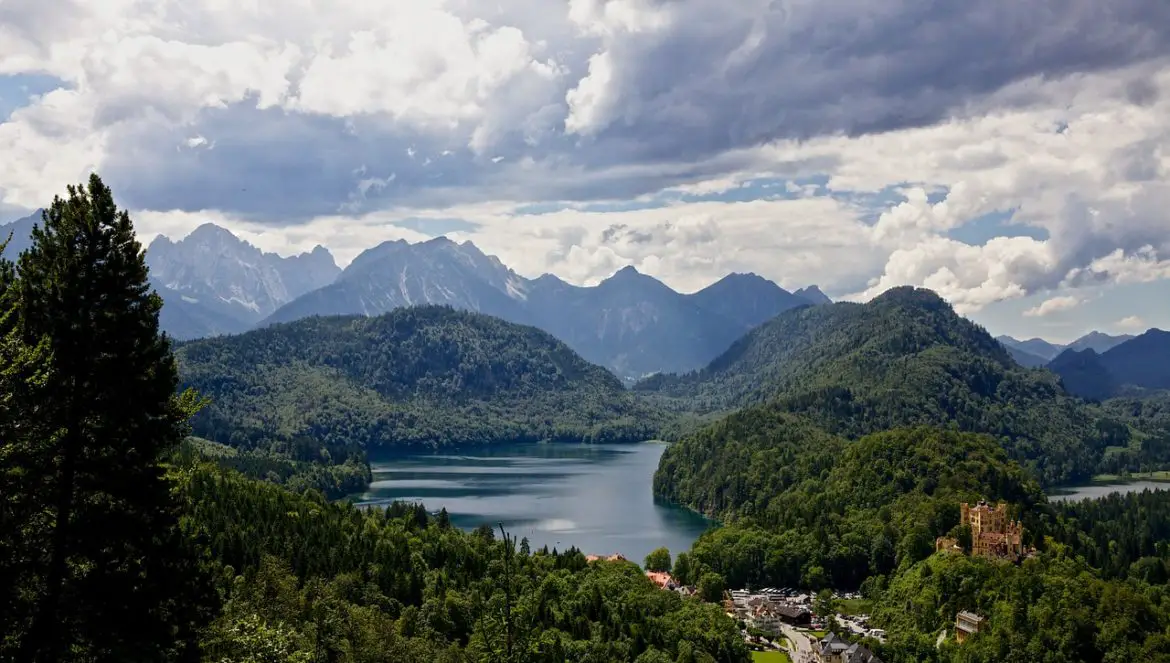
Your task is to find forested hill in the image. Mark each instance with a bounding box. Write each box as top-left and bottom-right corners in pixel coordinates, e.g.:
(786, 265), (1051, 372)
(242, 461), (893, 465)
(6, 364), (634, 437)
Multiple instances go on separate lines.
(177, 306), (665, 451)
(638, 286), (1116, 485)
(657, 423), (1044, 589)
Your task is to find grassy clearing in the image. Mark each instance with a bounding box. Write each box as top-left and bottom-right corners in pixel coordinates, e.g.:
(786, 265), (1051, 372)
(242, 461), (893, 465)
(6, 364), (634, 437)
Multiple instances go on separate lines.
(836, 598), (874, 616)
(751, 651), (792, 663)
(1090, 471), (1170, 483)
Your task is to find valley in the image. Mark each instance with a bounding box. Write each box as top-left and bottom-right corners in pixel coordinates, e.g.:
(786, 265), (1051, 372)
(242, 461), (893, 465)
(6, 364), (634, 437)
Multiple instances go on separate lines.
(6, 188), (1170, 663)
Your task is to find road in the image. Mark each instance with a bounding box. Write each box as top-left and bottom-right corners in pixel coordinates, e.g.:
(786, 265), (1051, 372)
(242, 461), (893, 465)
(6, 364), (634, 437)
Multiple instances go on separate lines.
(779, 624), (817, 663)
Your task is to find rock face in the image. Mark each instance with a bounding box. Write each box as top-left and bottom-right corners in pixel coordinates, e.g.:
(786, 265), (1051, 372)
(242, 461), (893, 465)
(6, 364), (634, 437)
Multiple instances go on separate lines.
(146, 223), (340, 338)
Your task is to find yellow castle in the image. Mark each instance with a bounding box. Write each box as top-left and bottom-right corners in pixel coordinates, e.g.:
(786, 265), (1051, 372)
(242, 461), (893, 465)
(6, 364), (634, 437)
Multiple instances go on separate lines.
(936, 500), (1025, 561)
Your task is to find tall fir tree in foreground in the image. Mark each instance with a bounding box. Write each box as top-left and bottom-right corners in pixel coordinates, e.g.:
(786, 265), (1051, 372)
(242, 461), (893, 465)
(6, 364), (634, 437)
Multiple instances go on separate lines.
(0, 175), (214, 662)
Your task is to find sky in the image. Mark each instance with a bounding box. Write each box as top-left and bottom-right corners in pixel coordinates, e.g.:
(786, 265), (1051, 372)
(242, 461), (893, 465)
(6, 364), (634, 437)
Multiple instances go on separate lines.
(1, 0), (1169, 344)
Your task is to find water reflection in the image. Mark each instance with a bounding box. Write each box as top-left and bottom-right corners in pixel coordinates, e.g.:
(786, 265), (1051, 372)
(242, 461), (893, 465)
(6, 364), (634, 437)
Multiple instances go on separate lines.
(357, 442), (711, 564)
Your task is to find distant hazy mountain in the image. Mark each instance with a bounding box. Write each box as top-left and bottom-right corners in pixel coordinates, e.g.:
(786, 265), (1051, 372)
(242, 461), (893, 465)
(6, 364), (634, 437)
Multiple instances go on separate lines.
(997, 335), (1063, 360)
(1050, 329), (1170, 400)
(1047, 349), (1119, 401)
(998, 331), (1137, 366)
(1065, 331), (1135, 354)
(263, 239), (818, 378)
(264, 236), (528, 327)
(1003, 344), (1050, 368)
(147, 223), (340, 337)
(794, 285), (832, 306)
(0, 210), (42, 260)
(687, 273), (811, 329)
(524, 266), (751, 378)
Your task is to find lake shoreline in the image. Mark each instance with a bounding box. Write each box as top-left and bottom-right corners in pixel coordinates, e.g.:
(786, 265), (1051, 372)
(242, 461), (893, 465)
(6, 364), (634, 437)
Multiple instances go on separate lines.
(1048, 477), (1170, 502)
(356, 441), (712, 563)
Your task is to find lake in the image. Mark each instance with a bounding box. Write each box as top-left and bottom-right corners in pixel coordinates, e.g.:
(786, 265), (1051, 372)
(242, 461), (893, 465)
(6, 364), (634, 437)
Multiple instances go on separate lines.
(1048, 480), (1170, 502)
(356, 442), (711, 564)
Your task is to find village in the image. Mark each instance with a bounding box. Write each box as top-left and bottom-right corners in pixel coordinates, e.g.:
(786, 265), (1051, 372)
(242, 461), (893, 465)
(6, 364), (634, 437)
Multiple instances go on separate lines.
(621, 500), (1023, 662)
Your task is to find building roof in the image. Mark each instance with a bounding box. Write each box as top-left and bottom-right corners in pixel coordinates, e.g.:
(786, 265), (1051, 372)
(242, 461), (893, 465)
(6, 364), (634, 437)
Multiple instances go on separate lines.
(844, 643), (883, 663)
(776, 605), (809, 618)
(957, 610), (985, 623)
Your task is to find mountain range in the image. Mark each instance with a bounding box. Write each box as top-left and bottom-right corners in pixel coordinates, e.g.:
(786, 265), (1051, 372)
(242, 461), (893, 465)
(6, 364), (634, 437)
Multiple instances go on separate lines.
(639, 286), (1115, 486)
(1, 214), (831, 378)
(997, 332), (1136, 367)
(1047, 329), (1170, 400)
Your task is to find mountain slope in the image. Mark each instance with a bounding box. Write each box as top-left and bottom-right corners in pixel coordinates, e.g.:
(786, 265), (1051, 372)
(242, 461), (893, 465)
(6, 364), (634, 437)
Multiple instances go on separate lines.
(0, 210), (40, 260)
(1003, 343), (1050, 368)
(997, 335), (1063, 361)
(1051, 329), (1170, 399)
(686, 273), (810, 330)
(148, 223), (340, 335)
(1047, 348), (1118, 401)
(793, 285), (832, 306)
(267, 240), (814, 377)
(177, 306), (664, 450)
(638, 286), (1113, 484)
(658, 421), (1043, 589)
(525, 267), (766, 378)
(263, 237), (529, 326)
(1066, 331), (1135, 354)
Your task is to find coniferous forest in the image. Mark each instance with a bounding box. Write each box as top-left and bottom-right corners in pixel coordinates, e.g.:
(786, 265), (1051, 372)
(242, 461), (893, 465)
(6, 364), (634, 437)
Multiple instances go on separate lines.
(6, 175), (1170, 663)
(0, 176), (747, 662)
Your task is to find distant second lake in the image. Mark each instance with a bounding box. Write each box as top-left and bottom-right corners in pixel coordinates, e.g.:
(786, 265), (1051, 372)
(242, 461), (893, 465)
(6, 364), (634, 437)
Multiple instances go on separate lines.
(356, 442), (711, 564)
(1048, 480), (1170, 502)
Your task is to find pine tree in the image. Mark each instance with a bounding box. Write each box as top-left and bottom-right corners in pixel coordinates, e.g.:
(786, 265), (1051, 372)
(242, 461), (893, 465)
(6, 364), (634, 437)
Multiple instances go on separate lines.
(0, 238), (55, 654)
(7, 175), (214, 662)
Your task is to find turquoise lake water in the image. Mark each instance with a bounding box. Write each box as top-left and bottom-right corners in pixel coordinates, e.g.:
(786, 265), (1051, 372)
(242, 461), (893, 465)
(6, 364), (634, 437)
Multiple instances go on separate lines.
(357, 442), (711, 564)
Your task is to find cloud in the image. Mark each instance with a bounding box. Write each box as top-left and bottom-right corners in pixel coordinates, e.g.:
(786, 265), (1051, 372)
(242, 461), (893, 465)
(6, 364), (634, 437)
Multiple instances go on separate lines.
(1116, 315), (1146, 331)
(1024, 295), (1080, 317)
(0, 0), (1169, 315)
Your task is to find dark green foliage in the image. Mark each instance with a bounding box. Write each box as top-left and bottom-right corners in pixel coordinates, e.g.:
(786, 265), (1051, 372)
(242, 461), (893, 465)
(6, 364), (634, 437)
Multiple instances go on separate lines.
(1047, 489), (1170, 581)
(175, 437), (371, 500)
(180, 462), (750, 662)
(178, 307), (665, 456)
(872, 549), (1170, 663)
(667, 427), (1042, 590)
(1047, 349), (1117, 401)
(1091, 392), (1170, 475)
(640, 286), (1120, 485)
(644, 547), (672, 573)
(0, 176), (215, 661)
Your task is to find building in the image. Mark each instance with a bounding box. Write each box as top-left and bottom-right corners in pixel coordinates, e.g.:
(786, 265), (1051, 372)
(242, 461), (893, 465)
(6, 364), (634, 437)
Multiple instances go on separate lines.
(817, 633), (884, 663)
(964, 501), (1025, 561)
(646, 571), (676, 589)
(955, 611), (986, 643)
(776, 605), (811, 626)
(935, 500), (1027, 561)
(746, 605), (782, 634)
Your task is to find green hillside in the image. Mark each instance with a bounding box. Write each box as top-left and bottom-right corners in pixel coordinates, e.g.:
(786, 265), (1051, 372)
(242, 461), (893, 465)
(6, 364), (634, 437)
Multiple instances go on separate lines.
(662, 425), (1043, 590)
(177, 306), (664, 453)
(639, 286), (1118, 485)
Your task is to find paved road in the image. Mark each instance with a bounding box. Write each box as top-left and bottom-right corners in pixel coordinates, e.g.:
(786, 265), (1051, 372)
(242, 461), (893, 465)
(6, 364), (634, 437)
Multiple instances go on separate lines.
(779, 625), (817, 663)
